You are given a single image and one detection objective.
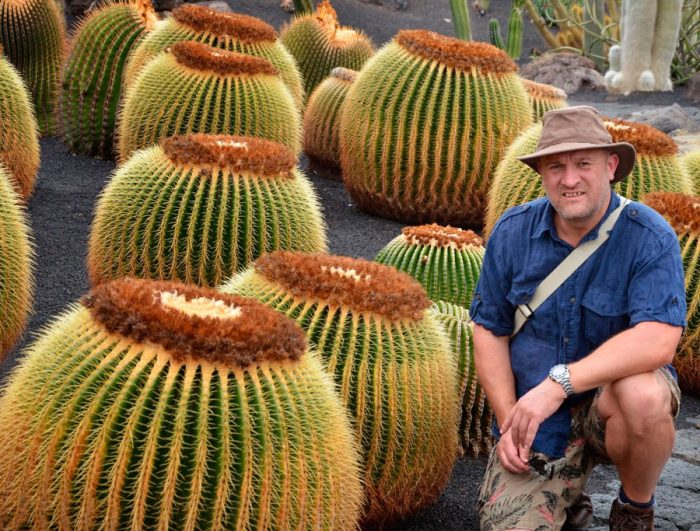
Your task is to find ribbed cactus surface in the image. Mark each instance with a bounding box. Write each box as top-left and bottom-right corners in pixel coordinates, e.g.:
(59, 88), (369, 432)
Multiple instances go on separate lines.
(375, 223), (484, 308)
(642, 192), (700, 395)
(117, 41), (301, 162)
(484, 118), (694, 237)
(89, 135), (326, 287)
(303, 66), (357, 167)
(682, 150), (700, 192)
(0, 278), (363, 529)
(340, 30), (532, 227)
(59, 0), (156, 158)
(521, 78), (567, 121)
(0, 49), (39, 198)
(124, 4), (304, 107)
(0, 0), (65, 135)
(222, 251), (459, 527)
(280, 0), (373, 99)
(0, 166), (33, 361)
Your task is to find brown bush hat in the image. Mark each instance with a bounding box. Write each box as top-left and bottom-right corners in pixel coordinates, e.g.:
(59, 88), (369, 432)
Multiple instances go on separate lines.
(517, 105), (636, 183)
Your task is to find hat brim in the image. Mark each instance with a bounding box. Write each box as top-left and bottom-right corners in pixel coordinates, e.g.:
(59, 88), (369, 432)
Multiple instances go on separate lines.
(517, 141), (637, 183)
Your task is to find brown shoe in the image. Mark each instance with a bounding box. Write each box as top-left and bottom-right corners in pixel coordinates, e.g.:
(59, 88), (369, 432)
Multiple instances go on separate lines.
(608, 498), (654, 531)
(563, 492), (594, 530)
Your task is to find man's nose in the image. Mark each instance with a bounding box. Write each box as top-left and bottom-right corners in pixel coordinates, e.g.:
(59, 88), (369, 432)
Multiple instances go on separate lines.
(560, 164), (580, 186)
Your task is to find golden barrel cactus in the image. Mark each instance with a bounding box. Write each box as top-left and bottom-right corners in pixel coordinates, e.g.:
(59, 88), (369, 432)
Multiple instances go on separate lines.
(520, 78), (567, 121)
(117, 41), (301, 162)
(682, 150), (700, 192)
(89, 134), (327, 287)
(340, 30), (533, 227)
(222, 251), (460, 526)
(0, 278), (363, 529)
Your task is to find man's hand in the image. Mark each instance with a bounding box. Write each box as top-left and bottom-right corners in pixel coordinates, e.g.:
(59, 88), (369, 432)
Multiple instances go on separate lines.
(496, 427), (530, 474)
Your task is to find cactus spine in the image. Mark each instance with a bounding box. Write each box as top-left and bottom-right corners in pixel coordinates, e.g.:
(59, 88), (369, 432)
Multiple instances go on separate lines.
(89, 134), (327, 287)
(59, 0), (157, 158)
(0, 278), (363, 528)
(682, 150), (700, 192)
(117, 41), (301, 162)
(520, 78), (568, 121)
(222, 252), (460, 527)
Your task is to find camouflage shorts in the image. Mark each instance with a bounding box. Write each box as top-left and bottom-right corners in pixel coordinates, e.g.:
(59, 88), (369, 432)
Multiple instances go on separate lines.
(477, 367), (680, 531)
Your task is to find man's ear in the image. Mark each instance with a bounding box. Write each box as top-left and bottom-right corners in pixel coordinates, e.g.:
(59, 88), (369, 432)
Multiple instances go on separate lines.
(607, 152), (620, 182)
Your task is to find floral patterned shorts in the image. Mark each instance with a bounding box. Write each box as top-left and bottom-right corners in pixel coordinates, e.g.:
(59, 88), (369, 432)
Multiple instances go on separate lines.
(477, 367), (680, 531)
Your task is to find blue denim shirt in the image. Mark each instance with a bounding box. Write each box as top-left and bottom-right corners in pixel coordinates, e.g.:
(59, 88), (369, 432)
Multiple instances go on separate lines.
(469, 192), (686, 457)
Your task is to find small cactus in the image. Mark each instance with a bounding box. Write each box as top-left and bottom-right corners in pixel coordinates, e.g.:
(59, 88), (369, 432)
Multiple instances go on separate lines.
(488, 18), (505, 50)
(117, 41), (301, 162)
(58, 0), (157, 158)
(0, 278), (363, 528)
(124, 4), (304, 108)
(374, 223), (484, 308)
(221, 251), (460, 527)
(89, 134), (327, 287)
(280, 0), (374, 99)
(682, 150), (700, 192)
(0, 0), (66, 135)
(520, 78), (568, 121)
(0, 46), (40, 199)
(506, 3), (524, 60)
(303, 66), (357, 167)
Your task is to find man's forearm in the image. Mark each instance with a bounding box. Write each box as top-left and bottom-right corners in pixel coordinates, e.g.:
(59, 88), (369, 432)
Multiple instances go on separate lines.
(473, 324), (517, 426)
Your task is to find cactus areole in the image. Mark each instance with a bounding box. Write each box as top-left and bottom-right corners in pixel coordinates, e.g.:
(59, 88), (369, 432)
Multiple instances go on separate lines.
(172, 4), (276, 43)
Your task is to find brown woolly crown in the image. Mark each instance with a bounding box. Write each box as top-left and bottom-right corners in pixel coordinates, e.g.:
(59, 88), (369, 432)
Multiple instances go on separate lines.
(330, 66), (358, 83)
(604, 118), (678, 157)
(254, 251), (431, 321)
(173, 4), (276, 43)
(307, 0), (367, 47)
(83, 278), (307, 367)
(521, 78), (567, 100)
(395, 29), (517, 74)
(161, 134), (296, 176)
(133, 0), (157, 30)
(642, 192), (700, 235)
(169, 40), (278, 76)
(401, 224), (483, 249)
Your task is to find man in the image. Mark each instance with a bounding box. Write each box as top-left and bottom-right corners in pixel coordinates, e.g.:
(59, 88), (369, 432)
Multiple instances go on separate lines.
(470, 106), (684, 531)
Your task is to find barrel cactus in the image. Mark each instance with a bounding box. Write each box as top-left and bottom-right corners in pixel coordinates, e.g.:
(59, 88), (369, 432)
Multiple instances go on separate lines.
(642, 192), (700, 395)
(0, 166), (33, 361)
(340, 30), (532, 227)
(117, 41), (301, 162)
(58, 0), (157, 158)
(375, 223), (484, 308)
(682, 150), (700, 192)
(303, 66), (357, 167)
(521, 78), (567, 121)
(0, 0), (65, 135)
(124, 4), (304, 108)
(484, 118), (694, 237)
(0, 278), (363, 528)
(89, 134), (326, 287)
(280, 0), (374, 99)
(0, 47), (40, 199)
(222, 251), (460, 526)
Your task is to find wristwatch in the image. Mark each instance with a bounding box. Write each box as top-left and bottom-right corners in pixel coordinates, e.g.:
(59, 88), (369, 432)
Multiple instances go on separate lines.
(548, 364), (575, 397)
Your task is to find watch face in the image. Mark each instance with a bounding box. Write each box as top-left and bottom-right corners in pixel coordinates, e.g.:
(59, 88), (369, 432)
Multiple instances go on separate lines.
(551, 365), (566, 379)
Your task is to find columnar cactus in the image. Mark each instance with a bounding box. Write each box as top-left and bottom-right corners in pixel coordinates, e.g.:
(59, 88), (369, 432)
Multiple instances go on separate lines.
(89, 134), (326, 287)
(0, 47), (40, 199)
(484, 118), (694, 237)
(303, 66), (357, 167)
(375, 223), (484, 308)
(642, 192), (700, 394)
(117, 41), (301, 161)
(58, 0), (157, 158)
(124, 4), (304, 108)
(521, 78), (568, 121)
(431, 300), (493, 456)
(340, 30), (533, 227)
(222, 252), (460, 526)
(280, 0), (374, 99)
(682, 150), (700, 192)
(0, 278), (363, 528)
(0, 166), (33, 360)
(0, 0), (65, 135)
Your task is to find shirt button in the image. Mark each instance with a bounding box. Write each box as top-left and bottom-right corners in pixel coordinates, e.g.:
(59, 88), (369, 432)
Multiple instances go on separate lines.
(570, 297), (576, 304)
(563, 337), (569, 343)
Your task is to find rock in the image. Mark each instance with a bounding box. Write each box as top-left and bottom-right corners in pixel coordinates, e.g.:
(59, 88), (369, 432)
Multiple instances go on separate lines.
(658, 458), (700, 493)
(196, 0), (231, 11)
(150, 0), (184, 11)
(519, 53), (605, 95)
(687, 73), (700, 104)
(621, 103), (700, 134)
(358, 0), (408, 11)
(672, 428), (700, 464)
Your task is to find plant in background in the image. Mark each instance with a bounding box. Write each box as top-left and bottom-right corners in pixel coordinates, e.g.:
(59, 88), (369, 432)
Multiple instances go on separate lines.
(488, 0), (524, 60)
(124, 4), (304, 108)
(671, 0), (700, 85)
(280, 0), (374, 99)
(450, 0), (472, 40)
(0, 0), (66, 135)
(293, 0), (315, 14)
(0, 46), (40, 199)
(59, 0), (157, 159)
(221, 251), (460, 527)
(0, 278), (363, 528)
(89, 134), (326, 287)
(340, 30), (532, 228)
(117, 41), (301, 162)
(521, 78), (568, 120)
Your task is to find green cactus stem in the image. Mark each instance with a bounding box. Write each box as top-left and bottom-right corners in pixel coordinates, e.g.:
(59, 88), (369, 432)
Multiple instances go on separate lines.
(0, 278), (363, 528)
(520, 78), (568, 121)
(682, 150), (700, 192)
(506, 3), (524, 60)
(449, 0), (472, 40)
(293, 0), (315, 15)
(125, 4), (304, 108)
(89, 134), (326, 287)
(221, 251), (460, 527)
(117, 41), (301, 162)
(340, 30), (532, 227)
(488, 18), (505, 49)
